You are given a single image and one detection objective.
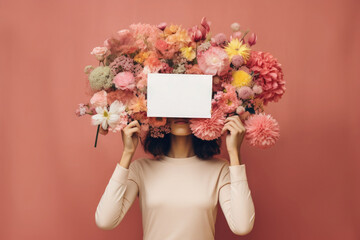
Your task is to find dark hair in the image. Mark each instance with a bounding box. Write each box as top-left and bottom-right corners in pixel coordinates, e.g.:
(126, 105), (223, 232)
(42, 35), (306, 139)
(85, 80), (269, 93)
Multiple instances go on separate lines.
(141, 131), (222, 160)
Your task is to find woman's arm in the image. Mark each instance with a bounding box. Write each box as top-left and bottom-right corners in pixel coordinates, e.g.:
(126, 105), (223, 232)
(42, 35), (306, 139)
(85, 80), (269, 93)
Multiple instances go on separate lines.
(218, 161), (255, 236)
(95, 152), (140, 230)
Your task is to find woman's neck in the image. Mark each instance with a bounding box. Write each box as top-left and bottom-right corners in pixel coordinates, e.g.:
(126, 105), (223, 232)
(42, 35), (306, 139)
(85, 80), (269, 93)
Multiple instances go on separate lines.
(166, 134), (195, 158)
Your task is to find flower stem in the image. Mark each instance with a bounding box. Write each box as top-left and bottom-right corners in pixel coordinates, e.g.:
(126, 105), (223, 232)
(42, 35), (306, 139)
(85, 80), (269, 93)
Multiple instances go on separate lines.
(94, 125), (100, 148)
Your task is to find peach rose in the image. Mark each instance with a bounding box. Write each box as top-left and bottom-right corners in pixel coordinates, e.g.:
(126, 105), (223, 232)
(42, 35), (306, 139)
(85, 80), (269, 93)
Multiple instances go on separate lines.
(90, 47), (108, 61)
(90, 90), (108, 108)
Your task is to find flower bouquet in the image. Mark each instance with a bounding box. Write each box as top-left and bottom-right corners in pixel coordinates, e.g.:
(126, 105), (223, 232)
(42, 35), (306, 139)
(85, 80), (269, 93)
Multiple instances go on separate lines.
(75, 17), (286, 148)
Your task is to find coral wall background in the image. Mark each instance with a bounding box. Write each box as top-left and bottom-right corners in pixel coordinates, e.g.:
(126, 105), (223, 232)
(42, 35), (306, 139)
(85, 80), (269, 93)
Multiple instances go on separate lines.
(0, 0), (359, 239)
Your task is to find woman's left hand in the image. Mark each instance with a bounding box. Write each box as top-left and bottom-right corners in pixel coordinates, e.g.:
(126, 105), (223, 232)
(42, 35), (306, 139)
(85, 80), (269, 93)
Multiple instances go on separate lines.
(221, 115), (246, 155)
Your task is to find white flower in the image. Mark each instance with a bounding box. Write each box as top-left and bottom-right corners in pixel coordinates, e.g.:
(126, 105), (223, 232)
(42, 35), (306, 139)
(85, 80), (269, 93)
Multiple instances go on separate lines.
(91, 100), (126, 130)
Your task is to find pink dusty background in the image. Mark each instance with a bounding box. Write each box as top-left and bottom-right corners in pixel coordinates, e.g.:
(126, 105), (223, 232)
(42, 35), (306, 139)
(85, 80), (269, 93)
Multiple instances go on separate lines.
(1, 0), (359, 239)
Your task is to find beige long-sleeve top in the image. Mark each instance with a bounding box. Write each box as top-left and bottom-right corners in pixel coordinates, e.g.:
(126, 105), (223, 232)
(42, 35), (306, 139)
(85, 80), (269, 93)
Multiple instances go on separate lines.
(95, 155), (255, 240)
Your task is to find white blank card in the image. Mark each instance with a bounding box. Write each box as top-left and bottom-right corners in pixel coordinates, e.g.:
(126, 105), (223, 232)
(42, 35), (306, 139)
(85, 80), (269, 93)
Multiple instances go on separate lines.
(146, 73), (213, 118)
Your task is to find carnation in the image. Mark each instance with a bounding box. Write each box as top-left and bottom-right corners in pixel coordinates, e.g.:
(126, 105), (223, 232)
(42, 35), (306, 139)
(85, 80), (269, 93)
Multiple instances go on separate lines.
(244, 113), (280, 148)
(113, 72), (136, 91)
(189, 106), (226, 140)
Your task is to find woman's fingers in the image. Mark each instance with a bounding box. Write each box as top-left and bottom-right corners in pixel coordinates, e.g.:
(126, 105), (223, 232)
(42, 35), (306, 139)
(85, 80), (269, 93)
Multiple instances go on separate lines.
(225, 115), (245, 130)
(126, 127), (141, 136)
(126, 120), (140, 130)
(222, 121), (237, 135)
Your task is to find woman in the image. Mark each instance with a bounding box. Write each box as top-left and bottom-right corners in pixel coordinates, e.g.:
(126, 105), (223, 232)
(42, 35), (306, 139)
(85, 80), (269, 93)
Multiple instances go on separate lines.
(95, 115), (255, 239)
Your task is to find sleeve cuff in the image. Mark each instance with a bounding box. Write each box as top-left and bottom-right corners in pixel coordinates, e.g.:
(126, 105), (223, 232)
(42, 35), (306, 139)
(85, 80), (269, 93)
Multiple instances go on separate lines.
(110, 163), (130, 184)
(229, 164), (247, 182)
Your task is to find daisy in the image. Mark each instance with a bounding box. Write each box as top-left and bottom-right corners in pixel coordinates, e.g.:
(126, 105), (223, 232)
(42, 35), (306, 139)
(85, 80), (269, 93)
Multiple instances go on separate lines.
(224, 38), (251, 63)
(91, 100), (127, 130)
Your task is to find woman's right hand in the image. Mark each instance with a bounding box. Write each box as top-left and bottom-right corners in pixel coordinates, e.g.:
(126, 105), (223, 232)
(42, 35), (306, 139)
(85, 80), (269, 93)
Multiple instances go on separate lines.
(121, 120), (141, 154)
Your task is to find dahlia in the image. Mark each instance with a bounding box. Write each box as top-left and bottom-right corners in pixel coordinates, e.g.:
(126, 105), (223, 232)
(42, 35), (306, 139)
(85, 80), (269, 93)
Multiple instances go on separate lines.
(246, 51), (286, 106)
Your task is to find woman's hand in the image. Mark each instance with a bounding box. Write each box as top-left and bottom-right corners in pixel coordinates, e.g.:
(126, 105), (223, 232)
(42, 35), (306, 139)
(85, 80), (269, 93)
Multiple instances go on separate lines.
(121, 120), (141, 155)
(221, 115), (246, 155)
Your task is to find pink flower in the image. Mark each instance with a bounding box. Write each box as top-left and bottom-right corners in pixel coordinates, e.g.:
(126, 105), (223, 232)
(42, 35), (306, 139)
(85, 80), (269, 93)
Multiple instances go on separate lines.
(149, 124), (171, 138)
(248, 33), (257, 46)
(107, 90), (137, 106)
(246, 51), (286, 106)
(230, 22), (241, 31)
(90, 47), (108, 61)
(90, 90), (108, 108)
(157, 22), (167, 31)
(75, 103), (87, 117)
(197, 46), (230, 76)
(236, 106), (245, 115)
(155, 39), (169, 54)
(212, 33), (228, 47)
(230, 31), (242, 41)
(185, 64), (203, 74)
(236, 86), (254, 100)
(213, 83), (240, 114)
(252, 84), (263, 94)
(108, 114), (129, 133)
(188, 17), (211, 42)
(113, 72), (136, 91)
(189, 105), (226, 140)
(244, 113), (280, 149)
(231, 55), (244, 68)
(104, 29), (137, 55)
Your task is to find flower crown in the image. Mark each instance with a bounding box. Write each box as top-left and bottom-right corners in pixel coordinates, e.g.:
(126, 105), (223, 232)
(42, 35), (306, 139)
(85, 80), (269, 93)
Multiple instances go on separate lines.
(75, 17), (286, 149)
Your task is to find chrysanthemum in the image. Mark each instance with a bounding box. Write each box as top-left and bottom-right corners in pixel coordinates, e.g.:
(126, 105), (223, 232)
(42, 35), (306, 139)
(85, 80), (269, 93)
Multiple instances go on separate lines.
(189, 106), (226, 140)
(224, 38), (251, 63)
(244, 113), (280, 149)
(231, 70), (252, 88)
(91, 100), (127, 130)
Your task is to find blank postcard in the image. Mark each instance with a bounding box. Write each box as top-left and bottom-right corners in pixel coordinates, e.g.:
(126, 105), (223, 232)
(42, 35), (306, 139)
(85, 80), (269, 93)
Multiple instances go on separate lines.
(146, 73), (213, 118)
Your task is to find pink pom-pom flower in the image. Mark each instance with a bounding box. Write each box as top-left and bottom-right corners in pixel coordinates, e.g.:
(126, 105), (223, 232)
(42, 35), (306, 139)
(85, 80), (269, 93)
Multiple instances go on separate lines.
(189, 106), (225, 140)
(244, 113), (280, 148)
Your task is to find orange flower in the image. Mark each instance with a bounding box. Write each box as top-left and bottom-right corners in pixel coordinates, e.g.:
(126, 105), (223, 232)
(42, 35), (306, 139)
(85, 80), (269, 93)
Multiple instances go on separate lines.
(128, 94), (147, 113)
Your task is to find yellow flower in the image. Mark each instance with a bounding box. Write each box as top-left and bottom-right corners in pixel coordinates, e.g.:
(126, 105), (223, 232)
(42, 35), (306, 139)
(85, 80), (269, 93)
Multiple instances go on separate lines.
(231, 70), (252, 88)
(134, 51), (150, 63)
(224, 38), (251, 63)
(180, 47), (196, 61)
(166, 28), (192, 48)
